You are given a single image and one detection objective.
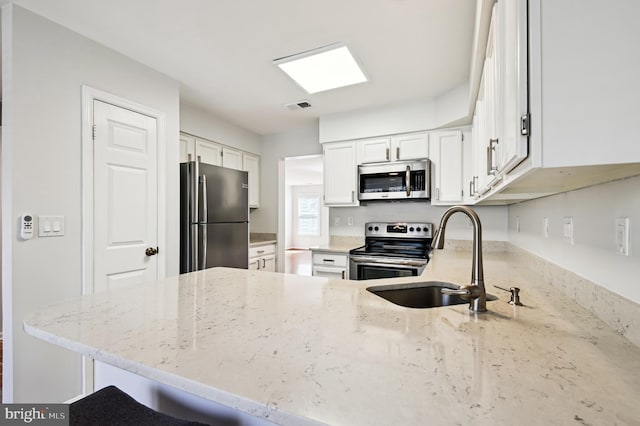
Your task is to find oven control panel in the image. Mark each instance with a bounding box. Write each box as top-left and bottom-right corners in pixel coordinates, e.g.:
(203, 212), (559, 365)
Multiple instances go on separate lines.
(364, 222), (433, 238)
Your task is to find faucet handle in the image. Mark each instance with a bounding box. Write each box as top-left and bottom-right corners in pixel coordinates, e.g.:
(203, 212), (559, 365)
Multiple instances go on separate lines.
(494, 285), (523, 306)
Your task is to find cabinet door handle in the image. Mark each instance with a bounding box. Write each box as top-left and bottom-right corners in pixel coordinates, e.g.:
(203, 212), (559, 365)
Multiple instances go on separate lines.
(386, 147), (390, 161)
(323, 259), (335, 263)
(262, 258), (266, 268)
(396, 147), (400, 160)
(342, 270), (345, 279)
(351, 190), (355, 202)
(257, 250), (265, 254)
(436, 188), (440, 200)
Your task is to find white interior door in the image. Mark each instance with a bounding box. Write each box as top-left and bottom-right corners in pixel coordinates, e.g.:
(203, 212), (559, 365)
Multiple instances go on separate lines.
(93, 100), (158, 293)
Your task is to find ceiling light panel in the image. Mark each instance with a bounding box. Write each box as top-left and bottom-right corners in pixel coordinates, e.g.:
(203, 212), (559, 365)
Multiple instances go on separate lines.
(275, 44), (367, 94)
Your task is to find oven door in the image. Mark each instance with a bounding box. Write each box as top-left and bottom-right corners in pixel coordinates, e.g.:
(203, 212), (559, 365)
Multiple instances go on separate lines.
(349, 256), (427, 280)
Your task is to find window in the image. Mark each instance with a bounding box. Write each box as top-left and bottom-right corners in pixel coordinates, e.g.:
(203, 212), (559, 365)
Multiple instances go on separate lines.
(297, 195), (320, 236)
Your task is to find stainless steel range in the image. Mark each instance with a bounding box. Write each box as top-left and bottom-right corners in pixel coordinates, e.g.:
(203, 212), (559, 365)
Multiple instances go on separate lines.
(349, 222), (433, 280)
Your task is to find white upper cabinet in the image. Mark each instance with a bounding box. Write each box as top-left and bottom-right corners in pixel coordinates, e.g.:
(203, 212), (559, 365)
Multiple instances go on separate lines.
(195, 138), (223, 166)
(358, 137), (391, 163)
(179, 133), (196, 162)
(243, 153), (260, 208)
(429, 130), (464, 205)
(323, 141), (359, 207)
(222, 146), (243, 170)
(357, 133), (429, 164)
(392, 132), (429, 161)
(180, 132), (261, 208)
(470, 0), (640, 204)
(497, 0), (528, 175)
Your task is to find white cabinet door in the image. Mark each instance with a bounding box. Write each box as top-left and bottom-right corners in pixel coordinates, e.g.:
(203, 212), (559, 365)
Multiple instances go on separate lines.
(392, 132), (429, 161)
(179, 133), (195, 162)
(358, 137), (391, 164)
(222, 147), (243, 170)
(497, 0), (528, 174)
(323, 141), (358, 206)
(196, 138), (222, 166)
(248, 258), (260, 270)
(312, 266), (346, 280)
(243, 153), (260, 208)
(261, 254), (276, 272)
(429, 130), (464, 205)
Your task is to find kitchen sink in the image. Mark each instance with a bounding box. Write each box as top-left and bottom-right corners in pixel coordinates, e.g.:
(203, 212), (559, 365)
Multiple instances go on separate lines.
(366, 281), (496, 309)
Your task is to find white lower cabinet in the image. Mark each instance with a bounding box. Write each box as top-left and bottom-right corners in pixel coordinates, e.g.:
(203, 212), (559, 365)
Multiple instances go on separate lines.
(249, 244), (276, 272)
(311, 251), (348, 280)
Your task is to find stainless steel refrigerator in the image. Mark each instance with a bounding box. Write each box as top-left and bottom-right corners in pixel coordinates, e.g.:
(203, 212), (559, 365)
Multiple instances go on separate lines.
(180, 161), (249, 273)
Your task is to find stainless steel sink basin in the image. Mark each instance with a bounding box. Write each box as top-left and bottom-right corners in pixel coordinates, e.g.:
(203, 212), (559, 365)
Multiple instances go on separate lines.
(367, 281), (496, 309)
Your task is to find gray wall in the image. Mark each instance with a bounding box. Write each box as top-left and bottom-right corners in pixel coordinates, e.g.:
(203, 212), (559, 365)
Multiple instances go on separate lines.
(1, 5), (180, 402)
(180, 101), (261, 155)
(251, 124), (323, 233)
(509, 174), (640, 304)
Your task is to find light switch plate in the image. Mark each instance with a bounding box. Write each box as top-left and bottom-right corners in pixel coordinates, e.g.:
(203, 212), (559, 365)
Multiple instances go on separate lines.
(39, 215), (65, 237)
(562, 217), (574, 244)
(543, 217), (549, 238)
(615, 217), (630, 256)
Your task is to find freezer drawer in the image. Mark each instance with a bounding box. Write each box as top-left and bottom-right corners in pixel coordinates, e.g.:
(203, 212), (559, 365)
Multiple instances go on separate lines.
(200, 223), (248, 270)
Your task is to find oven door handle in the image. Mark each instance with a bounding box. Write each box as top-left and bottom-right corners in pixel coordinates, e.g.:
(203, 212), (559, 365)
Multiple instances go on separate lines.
(349, 256), (427, 267)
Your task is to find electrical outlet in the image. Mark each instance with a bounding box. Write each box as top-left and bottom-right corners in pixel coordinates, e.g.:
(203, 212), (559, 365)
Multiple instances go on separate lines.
(615, 217), (630, 256)
(347, 216), (354, 227)
(562, 217), (574, 244)
(543, 217), (549, 238)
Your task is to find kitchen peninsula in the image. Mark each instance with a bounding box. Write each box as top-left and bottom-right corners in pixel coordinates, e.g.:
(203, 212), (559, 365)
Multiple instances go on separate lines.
(24, 248), (640, 425)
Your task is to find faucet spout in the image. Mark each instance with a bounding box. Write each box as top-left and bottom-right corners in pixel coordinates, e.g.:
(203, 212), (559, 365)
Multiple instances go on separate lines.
(433, 206), (486, 312)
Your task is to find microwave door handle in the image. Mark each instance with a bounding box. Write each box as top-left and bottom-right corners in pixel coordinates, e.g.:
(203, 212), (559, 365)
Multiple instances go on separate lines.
(405, 165), (411, 196)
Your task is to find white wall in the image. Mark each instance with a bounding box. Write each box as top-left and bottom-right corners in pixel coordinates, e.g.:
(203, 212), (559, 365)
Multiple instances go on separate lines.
(180, 101), (261, 155)
(1, 5), (180, 402)
(508, 174), (640, 304)
(318, 82), (471, 143)
(330, 203), (508, 241)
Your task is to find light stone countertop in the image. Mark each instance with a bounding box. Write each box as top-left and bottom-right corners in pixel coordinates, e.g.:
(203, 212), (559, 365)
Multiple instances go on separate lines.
(250, 239), (277, 248)
(24, 249), (640, 425)
(309, 236), (364, 254)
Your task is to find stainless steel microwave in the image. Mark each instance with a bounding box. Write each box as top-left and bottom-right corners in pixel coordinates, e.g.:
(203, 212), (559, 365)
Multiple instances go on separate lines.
(358, 159), (430, 201)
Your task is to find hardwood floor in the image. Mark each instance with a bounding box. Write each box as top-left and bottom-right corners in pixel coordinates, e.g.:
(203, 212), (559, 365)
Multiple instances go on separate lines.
(284, 249), (312, 276)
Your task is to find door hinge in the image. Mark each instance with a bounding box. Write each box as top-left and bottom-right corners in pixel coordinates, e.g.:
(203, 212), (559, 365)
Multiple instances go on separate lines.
(520, 114), (530, 136)
(92, 125), (97, 140)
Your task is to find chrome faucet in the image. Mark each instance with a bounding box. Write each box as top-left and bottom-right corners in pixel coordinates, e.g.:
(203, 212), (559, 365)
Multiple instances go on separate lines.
(433, 206), (487, 312)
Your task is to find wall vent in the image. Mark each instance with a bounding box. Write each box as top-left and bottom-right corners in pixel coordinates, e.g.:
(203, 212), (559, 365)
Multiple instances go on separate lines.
(284, 100), (312, 110)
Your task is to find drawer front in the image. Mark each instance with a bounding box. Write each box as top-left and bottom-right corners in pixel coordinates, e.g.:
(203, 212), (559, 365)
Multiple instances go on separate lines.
(250, 244), (275, 258)
(312, 253), (347, 267)
(312, 266), (347, 280)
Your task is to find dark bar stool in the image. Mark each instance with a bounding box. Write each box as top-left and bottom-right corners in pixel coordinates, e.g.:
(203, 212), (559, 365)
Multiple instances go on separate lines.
(70, 385), (210, 426)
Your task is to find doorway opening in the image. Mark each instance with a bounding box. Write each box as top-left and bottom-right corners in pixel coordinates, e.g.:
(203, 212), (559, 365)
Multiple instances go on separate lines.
(283, 155), (327, 275)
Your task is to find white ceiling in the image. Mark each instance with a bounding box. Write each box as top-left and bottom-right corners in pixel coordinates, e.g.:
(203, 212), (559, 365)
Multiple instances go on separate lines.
(3, 0), (476, 136)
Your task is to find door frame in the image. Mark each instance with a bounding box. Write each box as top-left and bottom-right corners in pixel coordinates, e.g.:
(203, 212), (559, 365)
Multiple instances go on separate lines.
(80, 85), (167, 392)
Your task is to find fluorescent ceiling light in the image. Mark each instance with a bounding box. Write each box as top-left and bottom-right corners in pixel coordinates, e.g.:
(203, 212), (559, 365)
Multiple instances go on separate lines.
(274, 44), (367, 94)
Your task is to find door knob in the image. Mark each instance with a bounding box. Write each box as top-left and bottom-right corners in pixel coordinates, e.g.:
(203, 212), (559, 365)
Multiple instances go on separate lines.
(145, 247), (158, 256)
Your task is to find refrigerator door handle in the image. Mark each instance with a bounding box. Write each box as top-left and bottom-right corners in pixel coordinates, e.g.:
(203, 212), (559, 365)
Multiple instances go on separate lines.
(200, 174), (208, 270)
(191, 158), (201, 272)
